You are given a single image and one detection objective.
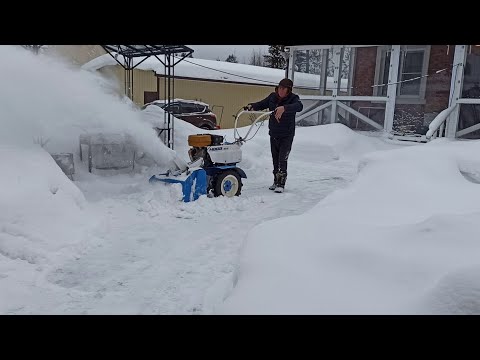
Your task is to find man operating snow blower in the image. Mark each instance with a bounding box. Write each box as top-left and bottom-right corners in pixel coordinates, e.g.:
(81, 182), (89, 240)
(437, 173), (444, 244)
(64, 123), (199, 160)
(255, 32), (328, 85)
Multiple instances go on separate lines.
(148, 78), (302, 201)
(246, 78), (303, 193)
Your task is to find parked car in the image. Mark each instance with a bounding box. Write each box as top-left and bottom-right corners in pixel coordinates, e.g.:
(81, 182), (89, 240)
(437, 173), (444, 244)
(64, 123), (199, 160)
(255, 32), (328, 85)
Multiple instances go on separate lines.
(141, 99), (219, 130)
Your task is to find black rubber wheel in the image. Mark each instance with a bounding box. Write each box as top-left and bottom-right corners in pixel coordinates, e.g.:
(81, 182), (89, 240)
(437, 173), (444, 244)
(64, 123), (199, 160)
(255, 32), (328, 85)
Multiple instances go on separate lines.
(213, 170), (242, 197)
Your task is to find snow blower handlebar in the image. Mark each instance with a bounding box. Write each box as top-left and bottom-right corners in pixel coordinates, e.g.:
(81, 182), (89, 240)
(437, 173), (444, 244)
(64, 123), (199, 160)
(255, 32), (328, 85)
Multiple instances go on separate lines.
(234, 110), (273, 144)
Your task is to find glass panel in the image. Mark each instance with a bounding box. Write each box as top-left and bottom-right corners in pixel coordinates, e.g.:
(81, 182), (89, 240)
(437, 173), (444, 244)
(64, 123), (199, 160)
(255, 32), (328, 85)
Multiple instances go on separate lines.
(293, 49), (325, 96)
(402, 51), (424, 73)
(294, 47), (355, 96)
(345, 102), (385, 131)
(398, 48), (425, 96)
(194, 104), (205, 113)
(393, 46), (453, 135)
(297, 103), (330, 126)
(169, 104), (180, 114)
(294, 49), (323, 74)
(339, 47), (353, 94)
(379, 50), (391, 96)
(182, 104), (197, 113)
(377, 47), (426, 97)
(399, 73), (422, 95)
(458, 45), (480, 138)
(297, 101), (387, 129)
(393, 104), (427, 135)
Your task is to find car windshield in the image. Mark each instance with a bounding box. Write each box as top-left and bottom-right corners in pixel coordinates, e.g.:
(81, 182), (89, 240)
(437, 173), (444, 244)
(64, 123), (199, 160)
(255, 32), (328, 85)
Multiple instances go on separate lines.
(141, 100), (210, 112)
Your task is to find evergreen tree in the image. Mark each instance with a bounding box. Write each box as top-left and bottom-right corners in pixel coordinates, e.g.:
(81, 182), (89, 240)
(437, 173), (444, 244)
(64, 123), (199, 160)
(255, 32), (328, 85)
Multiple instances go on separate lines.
(22, 45), (44, 55)
(225, 54), (238, 63)
(264, 45), (286, 69)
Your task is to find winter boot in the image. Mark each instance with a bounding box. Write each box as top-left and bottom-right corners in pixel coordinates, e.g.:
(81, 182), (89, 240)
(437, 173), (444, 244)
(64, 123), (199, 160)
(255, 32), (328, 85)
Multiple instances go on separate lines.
(269, 172), (278, 190)
(274, 171), (287, 193)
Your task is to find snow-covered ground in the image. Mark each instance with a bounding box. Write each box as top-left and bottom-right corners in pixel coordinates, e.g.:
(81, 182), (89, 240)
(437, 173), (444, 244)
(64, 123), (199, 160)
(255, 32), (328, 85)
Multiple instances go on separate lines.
(3, 45), (480, 315)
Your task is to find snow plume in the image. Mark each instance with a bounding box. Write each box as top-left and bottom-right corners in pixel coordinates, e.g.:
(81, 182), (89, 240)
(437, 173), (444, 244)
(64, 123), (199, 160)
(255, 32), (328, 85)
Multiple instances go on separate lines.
(0, 45), (174, 166)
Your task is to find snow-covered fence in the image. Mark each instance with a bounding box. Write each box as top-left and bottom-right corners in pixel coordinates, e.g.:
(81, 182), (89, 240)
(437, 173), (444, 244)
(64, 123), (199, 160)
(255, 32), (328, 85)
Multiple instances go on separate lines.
(79, 133), (136, 173)
(426, 104), (458, 140)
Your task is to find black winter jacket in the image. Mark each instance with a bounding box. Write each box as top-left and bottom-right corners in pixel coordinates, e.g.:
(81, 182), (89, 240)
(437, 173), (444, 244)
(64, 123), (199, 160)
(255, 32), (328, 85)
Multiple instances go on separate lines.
(249, 91), (303, 138)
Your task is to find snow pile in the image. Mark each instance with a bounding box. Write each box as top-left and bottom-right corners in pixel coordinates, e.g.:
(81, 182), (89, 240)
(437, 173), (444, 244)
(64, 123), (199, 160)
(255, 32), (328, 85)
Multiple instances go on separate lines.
(218, 138), (480, 314)
(0, 145), (95, 270)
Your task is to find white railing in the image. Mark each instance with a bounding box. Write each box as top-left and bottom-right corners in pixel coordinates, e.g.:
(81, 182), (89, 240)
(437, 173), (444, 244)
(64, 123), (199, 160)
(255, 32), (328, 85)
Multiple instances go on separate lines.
(297, 95), (387, 130)
(425, 104), (458, 140)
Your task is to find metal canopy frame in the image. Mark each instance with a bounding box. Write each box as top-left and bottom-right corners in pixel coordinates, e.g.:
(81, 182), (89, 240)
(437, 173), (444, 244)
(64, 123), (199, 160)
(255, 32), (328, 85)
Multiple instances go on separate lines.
(100, 45), (194, 149)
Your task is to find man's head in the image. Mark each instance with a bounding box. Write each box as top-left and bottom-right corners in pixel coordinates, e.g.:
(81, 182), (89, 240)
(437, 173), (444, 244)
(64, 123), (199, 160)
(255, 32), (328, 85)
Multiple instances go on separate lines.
(276, 78), (293, 98)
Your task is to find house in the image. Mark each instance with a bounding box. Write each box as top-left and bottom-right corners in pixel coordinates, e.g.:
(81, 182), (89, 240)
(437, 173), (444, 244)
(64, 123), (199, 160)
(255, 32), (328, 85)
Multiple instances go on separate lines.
(82, 54), (348, 129)
(284, 45), (480, 140)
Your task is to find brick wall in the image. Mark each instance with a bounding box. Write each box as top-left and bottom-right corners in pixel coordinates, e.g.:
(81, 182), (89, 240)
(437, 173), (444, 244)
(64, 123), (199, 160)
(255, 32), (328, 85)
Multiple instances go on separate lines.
(349, 45), (455, 133)
(352, 47), (378, 96)
(425, 45), (454, 114)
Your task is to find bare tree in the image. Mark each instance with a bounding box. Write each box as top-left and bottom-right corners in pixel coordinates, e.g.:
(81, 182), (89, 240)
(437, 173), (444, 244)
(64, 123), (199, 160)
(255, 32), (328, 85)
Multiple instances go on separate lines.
(22, 45), (45, 55)
(249, 48), (266, 66)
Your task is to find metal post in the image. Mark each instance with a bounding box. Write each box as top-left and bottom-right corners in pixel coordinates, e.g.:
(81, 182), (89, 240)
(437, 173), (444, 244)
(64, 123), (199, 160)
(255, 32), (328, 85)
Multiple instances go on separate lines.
(163, 56), (167, 145)
(283, 47), (290, 79)
(126, 57), (134, 101)
(124, 58), (128, 99)
(287, 49), (295, 83)
(319, 49), (329, 124)
(171, 52), (175, 150)
(384, 45), (400, 133)
(167, 54), (172, 149)
(330, 46), (342, 124)
(343, 47), (355, 125)
(446, 45), (467, 138)
(347, 47), (356, 97)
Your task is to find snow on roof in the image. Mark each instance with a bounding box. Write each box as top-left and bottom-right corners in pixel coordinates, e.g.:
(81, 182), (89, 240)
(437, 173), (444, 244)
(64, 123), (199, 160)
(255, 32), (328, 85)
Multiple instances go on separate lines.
(82, 54), (348, 90)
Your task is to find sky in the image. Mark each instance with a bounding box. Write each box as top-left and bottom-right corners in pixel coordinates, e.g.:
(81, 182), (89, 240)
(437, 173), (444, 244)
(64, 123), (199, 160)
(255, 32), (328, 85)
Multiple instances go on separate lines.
(3, 45), (480, 314)
(186, 45), (270, 63)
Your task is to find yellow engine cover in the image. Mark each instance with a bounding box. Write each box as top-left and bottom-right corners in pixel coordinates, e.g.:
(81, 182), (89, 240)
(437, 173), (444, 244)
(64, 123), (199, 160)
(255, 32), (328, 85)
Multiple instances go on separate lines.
(188, 134), (212, 147)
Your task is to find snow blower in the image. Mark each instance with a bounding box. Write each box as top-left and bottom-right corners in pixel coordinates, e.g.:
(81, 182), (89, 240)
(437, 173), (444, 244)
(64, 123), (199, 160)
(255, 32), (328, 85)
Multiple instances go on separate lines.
(149, 109), (272, 202)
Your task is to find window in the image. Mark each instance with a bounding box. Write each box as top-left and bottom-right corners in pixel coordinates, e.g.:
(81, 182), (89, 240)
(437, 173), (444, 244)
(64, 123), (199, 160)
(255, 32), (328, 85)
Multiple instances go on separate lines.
(194, 104), (206, 113)
(374, 45), (430, 101)
(181, 103), (198, 114)
(165, 104), (180, 114)
(143, 91), (159, 104)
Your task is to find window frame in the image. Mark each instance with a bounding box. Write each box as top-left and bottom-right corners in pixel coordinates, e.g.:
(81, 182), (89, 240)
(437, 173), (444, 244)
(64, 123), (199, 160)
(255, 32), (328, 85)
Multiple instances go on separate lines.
(373, 45), (431, 104)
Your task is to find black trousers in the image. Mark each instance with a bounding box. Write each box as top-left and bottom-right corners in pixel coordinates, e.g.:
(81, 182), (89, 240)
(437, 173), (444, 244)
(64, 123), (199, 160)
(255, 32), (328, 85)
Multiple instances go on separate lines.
(270, 135), (294, 175)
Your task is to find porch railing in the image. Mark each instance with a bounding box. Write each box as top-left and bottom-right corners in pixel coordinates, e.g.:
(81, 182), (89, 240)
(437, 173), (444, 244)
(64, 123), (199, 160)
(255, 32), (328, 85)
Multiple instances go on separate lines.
(425, 104), (458, 140)
(296, 95), (387, 131)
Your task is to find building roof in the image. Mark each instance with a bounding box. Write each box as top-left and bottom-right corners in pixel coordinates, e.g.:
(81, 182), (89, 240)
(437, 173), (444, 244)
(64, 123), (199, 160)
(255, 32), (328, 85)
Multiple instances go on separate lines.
(82, 53), (348, 90)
